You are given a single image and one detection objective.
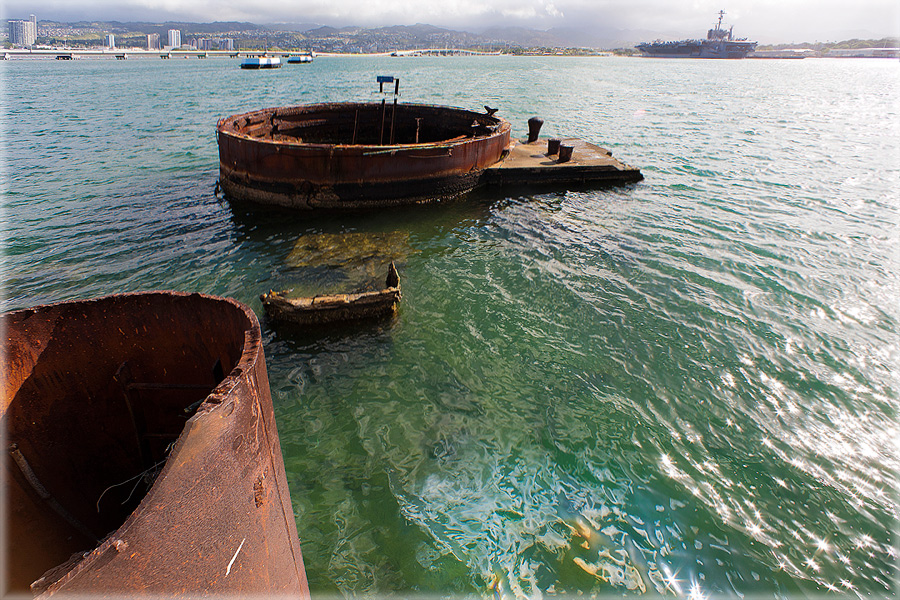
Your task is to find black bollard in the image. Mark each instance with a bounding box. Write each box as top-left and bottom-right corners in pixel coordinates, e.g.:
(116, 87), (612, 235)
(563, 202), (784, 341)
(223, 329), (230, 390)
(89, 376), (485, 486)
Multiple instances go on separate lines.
(547, 138), (561, 155)
(558, 144), (574, 163)
(527, 117), (543, 143)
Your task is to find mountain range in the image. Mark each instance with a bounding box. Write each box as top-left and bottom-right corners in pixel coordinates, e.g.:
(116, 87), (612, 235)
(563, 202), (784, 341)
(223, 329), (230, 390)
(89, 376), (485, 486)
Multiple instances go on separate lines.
(41, 19), (675, 49)
(34, 19), (899, 50)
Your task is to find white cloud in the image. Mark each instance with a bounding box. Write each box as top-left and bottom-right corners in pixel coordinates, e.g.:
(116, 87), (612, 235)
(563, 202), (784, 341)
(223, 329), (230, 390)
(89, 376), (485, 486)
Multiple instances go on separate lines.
(500, 7), (538, 20)
(5, 0), (899, 40)
(545, 2), (563, 18)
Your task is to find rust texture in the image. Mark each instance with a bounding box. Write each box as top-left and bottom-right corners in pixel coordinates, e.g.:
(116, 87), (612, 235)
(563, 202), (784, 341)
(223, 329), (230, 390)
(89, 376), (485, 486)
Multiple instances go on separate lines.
(260, 262), (401, 327)
(2, 292), (309, 598)
(217, 102), (512, 209)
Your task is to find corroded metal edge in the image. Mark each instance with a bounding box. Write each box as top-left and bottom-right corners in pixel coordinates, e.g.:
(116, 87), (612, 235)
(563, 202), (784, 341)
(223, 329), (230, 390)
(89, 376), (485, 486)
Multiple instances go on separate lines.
(261, 288), (401, 327)
(219, 165), (486, 209)
(260, 263), (401, 326)
(2, 291), (309, 598)
(217, 102), (512, 209)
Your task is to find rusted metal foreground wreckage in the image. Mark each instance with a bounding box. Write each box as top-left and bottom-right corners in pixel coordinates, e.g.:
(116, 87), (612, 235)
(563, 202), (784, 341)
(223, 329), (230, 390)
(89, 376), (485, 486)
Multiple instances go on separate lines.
(217, 101), (642, 210)
(3, 94), (642, 597)
(2, 292), (309, 597)
(261, 262), (401, 327)
(217, 102), (512, 209)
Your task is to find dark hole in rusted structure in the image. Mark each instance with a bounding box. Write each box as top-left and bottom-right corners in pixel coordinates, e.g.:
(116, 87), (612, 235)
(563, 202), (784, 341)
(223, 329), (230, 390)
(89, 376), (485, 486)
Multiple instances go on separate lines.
(216, 102), (512, 209)
(3, 294), (243, 591)
(221, 102), (503, 146)
(2, 292), (308, 596)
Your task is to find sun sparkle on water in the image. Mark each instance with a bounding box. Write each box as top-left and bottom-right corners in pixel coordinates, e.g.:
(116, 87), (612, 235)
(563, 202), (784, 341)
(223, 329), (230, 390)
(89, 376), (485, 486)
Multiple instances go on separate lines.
(4, 55), (898, 598)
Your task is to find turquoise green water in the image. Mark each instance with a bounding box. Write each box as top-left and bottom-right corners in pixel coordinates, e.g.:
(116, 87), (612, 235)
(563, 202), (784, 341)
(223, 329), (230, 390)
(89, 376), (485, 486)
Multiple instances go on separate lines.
(3, 56), (898, 598)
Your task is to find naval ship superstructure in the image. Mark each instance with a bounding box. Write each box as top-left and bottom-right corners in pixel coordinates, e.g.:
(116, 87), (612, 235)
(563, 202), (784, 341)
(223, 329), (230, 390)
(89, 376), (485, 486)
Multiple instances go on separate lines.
(637, 11), (757, 58)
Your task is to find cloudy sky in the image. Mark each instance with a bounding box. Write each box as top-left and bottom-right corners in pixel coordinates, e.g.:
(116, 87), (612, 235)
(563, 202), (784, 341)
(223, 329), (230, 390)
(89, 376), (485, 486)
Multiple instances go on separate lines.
(4, 0), (899, 42)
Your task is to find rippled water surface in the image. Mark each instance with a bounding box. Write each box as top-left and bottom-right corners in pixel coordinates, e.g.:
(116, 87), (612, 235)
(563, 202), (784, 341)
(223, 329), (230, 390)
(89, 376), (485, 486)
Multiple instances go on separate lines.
(3, 56), (899, 598)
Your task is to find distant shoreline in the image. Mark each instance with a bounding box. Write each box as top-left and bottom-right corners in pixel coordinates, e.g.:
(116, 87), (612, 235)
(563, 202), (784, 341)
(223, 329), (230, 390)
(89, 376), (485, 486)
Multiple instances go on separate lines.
(3, 46), (898, 60)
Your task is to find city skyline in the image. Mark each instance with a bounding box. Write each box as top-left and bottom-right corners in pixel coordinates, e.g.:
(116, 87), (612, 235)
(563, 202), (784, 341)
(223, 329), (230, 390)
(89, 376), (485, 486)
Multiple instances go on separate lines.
(7, 14), (37, 46)
(3, 0), (899, 43)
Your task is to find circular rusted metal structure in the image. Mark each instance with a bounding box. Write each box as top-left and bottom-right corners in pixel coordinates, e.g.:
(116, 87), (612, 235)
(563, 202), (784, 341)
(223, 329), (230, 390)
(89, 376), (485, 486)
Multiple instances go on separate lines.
(2, 292), (309, 597)
(217, 102), (512, 209)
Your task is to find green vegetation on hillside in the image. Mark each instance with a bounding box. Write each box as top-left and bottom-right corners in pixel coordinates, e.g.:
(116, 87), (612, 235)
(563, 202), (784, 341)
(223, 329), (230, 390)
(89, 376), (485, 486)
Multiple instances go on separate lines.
(757, 37), (898, 51)
(24, 19), (900, 55)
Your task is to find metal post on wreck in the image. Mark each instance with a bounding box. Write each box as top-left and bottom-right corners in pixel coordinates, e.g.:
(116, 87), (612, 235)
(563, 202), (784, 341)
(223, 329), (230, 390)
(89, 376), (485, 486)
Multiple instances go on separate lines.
(380, 98), (386, 145)
(414, 117), (423, 143)
(527, 117), (543, 143)
(390, 78), (400, 144)
(376, 75), (400, 145)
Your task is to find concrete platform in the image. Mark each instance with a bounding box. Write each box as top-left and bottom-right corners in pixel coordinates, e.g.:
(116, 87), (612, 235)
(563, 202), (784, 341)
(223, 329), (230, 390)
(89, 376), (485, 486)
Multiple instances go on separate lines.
(482, 138), (643, 189)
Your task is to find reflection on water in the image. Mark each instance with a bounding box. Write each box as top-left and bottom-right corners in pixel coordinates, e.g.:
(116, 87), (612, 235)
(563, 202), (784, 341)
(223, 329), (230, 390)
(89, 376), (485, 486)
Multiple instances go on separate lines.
(4, 56), (898, 598)
(270, 184), (897, 598)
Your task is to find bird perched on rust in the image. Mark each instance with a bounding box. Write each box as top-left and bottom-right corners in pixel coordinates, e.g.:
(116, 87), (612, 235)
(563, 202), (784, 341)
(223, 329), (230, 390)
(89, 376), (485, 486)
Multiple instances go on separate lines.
(484, 105), (498, 116)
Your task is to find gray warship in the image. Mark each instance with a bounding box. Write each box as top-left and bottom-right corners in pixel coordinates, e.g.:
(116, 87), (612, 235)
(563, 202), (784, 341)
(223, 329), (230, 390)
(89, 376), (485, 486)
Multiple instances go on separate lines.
(637, 10), (757, 58)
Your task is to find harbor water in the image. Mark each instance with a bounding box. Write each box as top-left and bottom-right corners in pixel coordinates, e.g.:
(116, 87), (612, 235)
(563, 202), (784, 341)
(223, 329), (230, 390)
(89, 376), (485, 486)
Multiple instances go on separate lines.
(3, 55), (898, 598)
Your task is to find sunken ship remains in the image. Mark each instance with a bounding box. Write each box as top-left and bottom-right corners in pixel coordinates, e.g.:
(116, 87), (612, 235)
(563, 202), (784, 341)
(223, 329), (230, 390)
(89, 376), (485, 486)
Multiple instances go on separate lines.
(3, 292), (309, 597)
(217, 102), (511, 210)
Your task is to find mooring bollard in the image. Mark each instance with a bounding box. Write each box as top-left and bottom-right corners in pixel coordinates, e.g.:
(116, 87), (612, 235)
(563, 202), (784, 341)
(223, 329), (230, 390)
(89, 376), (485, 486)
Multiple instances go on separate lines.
(558, 144), (574, 163)
(527, 117), (543, 143)
(547, 138), (561, 155)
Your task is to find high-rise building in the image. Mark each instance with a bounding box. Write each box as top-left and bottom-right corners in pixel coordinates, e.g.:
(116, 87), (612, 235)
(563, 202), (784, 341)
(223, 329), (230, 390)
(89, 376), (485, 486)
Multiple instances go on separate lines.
(105, 34), (115, 48)
(147, 33), (160, 50)
(8, 16), (37, 47)
(197, 38), (236, 51)
(8, 21), (27, 46)
(196, 38), (235, 51)
(167, 29), (181, 49)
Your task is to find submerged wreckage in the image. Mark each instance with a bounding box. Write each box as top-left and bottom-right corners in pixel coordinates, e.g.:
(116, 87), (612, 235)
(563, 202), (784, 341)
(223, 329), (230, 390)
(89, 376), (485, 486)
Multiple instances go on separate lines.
(2, 82), (645, 596)
(2, 292), (309, 597)
(217, 101), (512, 209)
(261, 262), (401, 327)
(217, 84), (642, 210)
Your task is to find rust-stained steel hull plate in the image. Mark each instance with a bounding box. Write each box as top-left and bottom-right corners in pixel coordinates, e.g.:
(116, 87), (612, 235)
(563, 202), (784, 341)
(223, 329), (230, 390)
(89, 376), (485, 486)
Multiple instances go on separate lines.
(217, 102), (512, 209)
(261, 262), (401, 327)
(2, 292), (309, 597)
